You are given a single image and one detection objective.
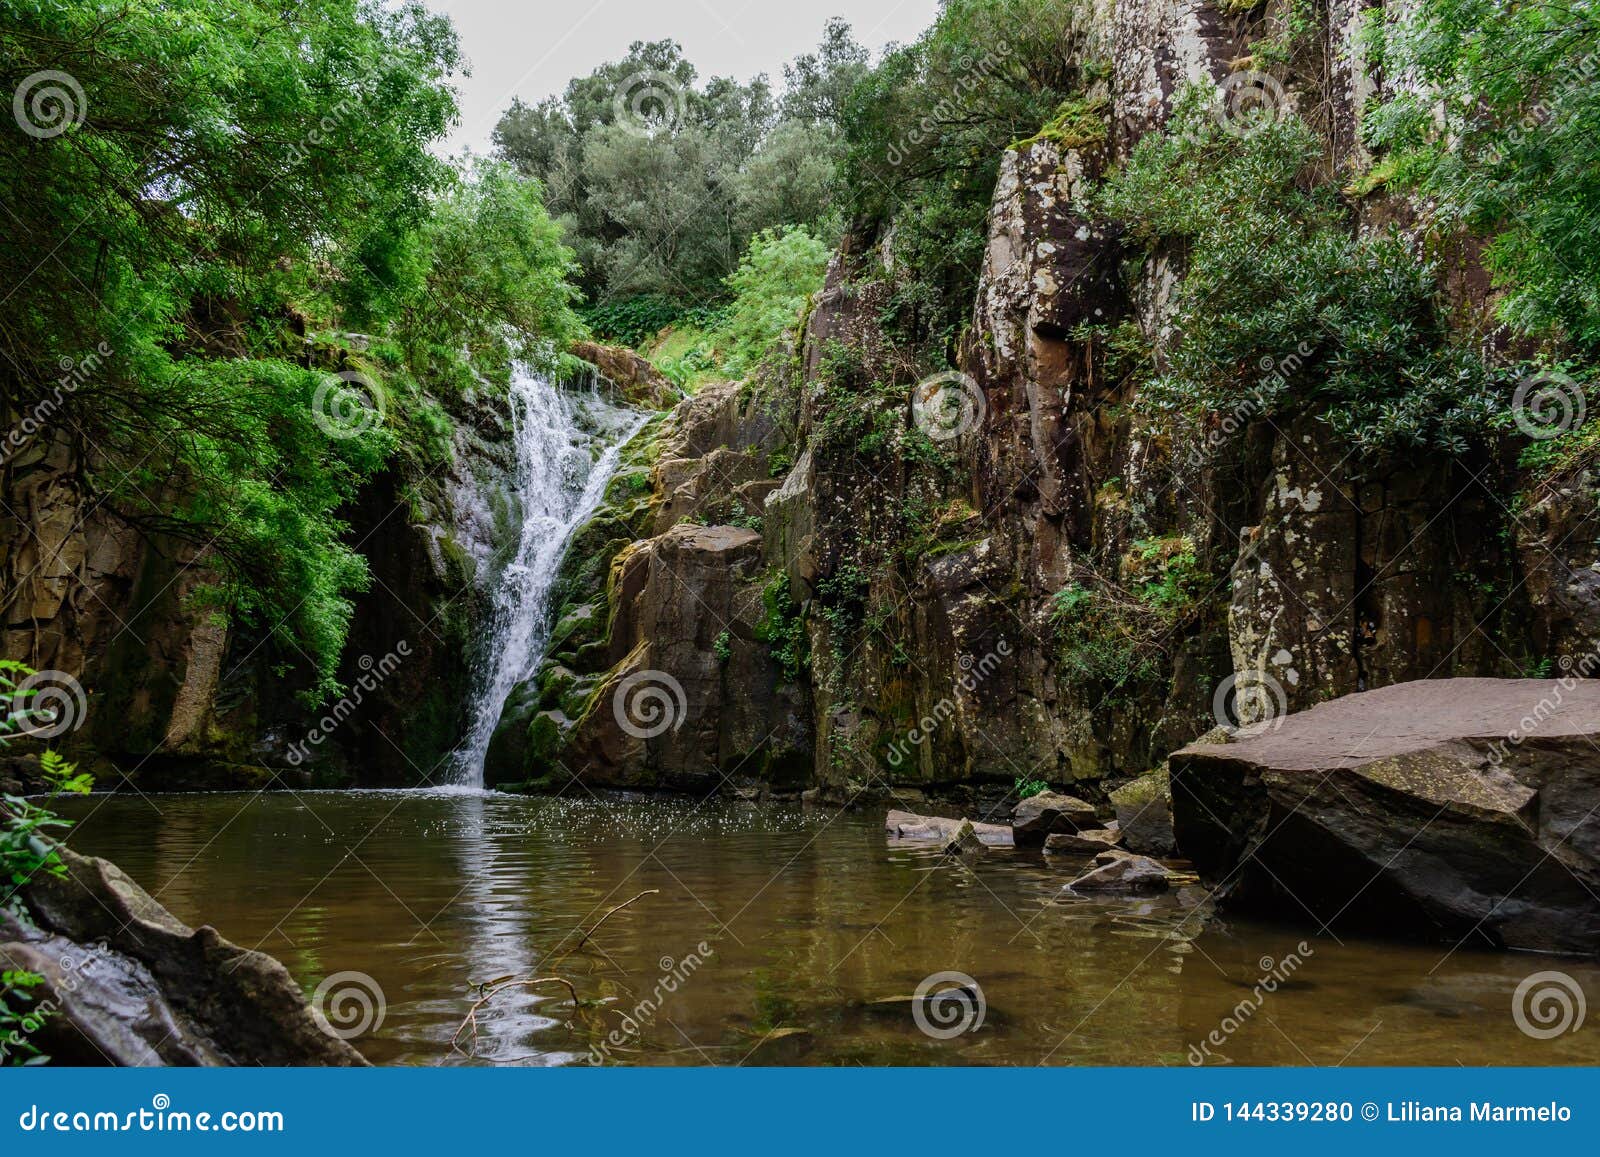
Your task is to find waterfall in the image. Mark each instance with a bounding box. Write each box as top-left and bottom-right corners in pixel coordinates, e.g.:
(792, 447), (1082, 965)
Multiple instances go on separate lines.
(452, 371), (647, 787)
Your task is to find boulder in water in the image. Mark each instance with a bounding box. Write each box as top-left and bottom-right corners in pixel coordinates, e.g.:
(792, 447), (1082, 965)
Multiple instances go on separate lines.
(7, 844), (367, 1065)
(1010, 791), (1098, 845)
(885, 809), (1014, 847)
(1170, 677), (1600, 953)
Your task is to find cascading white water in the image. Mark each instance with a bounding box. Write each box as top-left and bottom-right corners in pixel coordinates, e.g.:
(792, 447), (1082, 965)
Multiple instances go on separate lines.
(452, 371), (646, 787)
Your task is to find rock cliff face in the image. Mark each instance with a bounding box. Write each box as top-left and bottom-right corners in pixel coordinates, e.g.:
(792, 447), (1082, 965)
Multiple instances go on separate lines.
(489, 0), (1596, 808)
(0, 374), (511, 789)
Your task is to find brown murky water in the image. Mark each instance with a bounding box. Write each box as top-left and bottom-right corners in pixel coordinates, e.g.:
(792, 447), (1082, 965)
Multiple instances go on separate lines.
(56, 790), (1600, 1066)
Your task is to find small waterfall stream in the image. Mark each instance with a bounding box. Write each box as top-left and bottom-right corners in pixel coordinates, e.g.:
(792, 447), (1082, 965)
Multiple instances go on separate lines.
(452, 371), (646, 787)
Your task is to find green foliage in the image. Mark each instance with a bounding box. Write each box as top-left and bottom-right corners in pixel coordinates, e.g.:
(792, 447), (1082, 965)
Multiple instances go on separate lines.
(717, 226), (831, 376)
(0, 969), (48, 1066)
(1014, 776), (1049, 800)
(1048, 537), (1207, 705)
(0, 2), (579, 699)
(713, 630), (733, 665)
(840, 0), (1095, 349)
(1097, 93), (1510, 455)
(581, 296), (723, 347)
(1363, 0), (1600, 348)
(1, 665), (93, 1065)
(756, 572), (809, 682)
(495, 30), (856, 306)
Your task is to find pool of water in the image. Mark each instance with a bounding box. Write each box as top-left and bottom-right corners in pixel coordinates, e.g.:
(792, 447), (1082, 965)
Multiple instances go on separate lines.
(54, 790), (1600, 1066)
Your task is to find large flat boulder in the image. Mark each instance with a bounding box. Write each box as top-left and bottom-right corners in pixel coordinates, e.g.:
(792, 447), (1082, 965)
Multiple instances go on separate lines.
(1170, 677), (1600, 954)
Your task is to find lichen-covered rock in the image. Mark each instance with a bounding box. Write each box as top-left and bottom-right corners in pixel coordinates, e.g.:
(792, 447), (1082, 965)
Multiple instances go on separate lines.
(1011, 790), (1099, 845)
(1108, 768), (1178, 856)
(1170, 678), (1600, 953)
(568, 340), (682, 410)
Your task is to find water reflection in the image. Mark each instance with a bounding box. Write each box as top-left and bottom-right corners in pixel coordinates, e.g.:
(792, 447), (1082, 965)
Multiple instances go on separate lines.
(56, 792), (1600, 1067)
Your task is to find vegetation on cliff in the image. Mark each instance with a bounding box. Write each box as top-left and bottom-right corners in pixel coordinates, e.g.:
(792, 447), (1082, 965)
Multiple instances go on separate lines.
(1, 1), (582, 697)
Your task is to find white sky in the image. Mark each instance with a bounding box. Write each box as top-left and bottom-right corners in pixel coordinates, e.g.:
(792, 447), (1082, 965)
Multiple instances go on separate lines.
(423, 0), (942, 155)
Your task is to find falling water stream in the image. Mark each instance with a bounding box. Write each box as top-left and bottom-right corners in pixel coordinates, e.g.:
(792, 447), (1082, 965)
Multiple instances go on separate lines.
(451, 372), (646, 787)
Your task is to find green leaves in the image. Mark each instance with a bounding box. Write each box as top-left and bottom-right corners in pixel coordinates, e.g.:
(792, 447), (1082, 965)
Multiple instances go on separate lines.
(1098, 92), (1510, 455)
(1363, 0), (1600, 348)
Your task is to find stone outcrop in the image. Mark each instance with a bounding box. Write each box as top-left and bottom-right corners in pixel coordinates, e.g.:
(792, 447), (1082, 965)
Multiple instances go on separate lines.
(1170, 678), (1600, 953)
(568, 340), (682, 410)
(3, 844), (365, 1065)
(1011, 791), (1100, 845)
(485, 379), (811, 792)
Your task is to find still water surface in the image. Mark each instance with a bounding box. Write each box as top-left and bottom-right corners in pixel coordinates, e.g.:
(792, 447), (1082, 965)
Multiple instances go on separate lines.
(56, 790), (1600, 1066)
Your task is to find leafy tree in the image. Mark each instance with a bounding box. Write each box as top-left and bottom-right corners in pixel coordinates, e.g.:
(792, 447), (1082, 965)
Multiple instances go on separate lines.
(1363, 0), (1600, 348)
(0, 2), (578, 697)
(837, 0), (1094, 351)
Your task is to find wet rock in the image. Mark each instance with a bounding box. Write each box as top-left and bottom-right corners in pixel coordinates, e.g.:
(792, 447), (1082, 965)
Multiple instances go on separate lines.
(1110, 768), (1178, 856)
(944, 819), (987, 857)
(886, 809), (1014, 848)
(12, 845), (365, 1065)
(1044, 829), (1122, 855)
(1170, 677), (1600, 953)
(569, 340), (681, 410)
(1011, 791), (1098, 845)
(1065, 854), (1175, 894)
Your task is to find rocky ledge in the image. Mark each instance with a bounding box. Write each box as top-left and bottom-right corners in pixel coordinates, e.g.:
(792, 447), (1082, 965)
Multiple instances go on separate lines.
(1, 845), (365, 1065)
(1170, 677), (1600, 955)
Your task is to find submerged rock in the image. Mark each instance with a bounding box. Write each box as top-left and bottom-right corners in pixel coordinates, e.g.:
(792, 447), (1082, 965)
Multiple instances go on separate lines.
(6, 845), (366, 1066)
(1010, 791), (1098, 845)
(1170, 677), (1600, 953)
(886, 809), (1014, 848)
(1064, 854), (1176, 894)
(1043, 829), (1121, 855)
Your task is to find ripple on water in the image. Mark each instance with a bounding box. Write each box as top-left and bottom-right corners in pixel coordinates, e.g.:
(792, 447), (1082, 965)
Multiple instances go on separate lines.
(53, 792), (1600, 1067)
